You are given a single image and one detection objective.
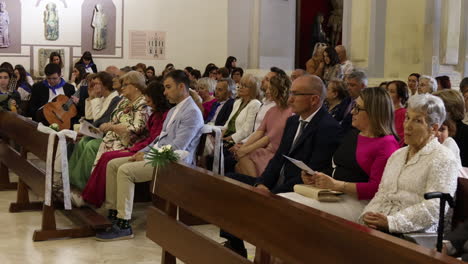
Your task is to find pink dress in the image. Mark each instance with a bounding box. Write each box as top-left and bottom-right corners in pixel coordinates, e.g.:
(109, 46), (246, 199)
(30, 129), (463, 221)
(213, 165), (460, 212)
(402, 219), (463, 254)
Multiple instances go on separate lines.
(394, 108), (406, 147)
(202, 98), (217, 120)
(249, 106), (294, 176)
(82, 111), (168, 207)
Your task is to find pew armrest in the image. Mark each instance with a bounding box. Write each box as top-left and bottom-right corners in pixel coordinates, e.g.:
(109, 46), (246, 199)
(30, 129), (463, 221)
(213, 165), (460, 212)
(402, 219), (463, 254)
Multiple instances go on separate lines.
(402, 233), (437, 249)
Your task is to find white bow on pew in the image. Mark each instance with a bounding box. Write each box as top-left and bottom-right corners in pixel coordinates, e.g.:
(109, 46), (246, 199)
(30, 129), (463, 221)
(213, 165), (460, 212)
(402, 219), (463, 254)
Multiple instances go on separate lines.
(201, 125), (224, 176)
(37, 123), (77, 210)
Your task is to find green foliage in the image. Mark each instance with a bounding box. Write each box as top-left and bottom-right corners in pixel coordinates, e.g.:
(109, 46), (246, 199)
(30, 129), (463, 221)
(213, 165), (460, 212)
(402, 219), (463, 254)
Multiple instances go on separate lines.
(145, 145), (180, 168)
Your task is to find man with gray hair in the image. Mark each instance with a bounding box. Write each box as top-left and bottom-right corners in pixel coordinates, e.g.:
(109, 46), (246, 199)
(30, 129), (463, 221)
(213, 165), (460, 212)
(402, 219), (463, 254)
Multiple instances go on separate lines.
(341, 70), (368, 132)
(418, 75), (438, 94)
(205, 78), (236, 126)
(221, 75), (343, 257)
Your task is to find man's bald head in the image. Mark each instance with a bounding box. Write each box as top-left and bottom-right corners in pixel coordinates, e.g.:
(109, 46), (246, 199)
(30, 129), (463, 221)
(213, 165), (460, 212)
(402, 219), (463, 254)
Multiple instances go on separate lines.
(294, 75), (326, 103)
(105, 66), (120, 78)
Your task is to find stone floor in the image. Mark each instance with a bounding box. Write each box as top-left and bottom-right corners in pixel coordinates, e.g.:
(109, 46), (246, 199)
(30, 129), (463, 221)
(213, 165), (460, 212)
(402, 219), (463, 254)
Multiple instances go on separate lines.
(0, 172), (255, 263)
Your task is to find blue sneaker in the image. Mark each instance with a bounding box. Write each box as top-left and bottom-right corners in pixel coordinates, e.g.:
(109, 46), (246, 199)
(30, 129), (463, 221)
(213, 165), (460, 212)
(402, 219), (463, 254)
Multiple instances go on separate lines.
(95, 224), (134, 241)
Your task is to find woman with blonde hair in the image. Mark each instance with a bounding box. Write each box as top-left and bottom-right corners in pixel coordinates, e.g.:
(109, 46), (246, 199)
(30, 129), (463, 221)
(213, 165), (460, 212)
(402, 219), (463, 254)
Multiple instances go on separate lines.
(196, 77), (217, 120)
(233, 74), (293, 177)
(306, 43), (327, 75)
(223, 74), (261, 145)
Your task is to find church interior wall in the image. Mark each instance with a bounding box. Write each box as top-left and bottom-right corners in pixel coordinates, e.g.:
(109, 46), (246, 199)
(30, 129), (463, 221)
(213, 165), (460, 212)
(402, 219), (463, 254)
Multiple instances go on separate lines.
(0, 0), (228, 77)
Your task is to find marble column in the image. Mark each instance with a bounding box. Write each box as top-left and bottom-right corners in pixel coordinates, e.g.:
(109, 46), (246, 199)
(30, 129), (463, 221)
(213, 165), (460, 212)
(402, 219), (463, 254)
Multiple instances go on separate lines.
(423, 0), (441, 76)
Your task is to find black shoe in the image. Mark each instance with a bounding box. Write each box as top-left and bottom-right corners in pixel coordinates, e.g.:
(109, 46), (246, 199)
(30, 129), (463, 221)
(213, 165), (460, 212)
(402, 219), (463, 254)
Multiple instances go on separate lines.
(222, 240), (247, 258)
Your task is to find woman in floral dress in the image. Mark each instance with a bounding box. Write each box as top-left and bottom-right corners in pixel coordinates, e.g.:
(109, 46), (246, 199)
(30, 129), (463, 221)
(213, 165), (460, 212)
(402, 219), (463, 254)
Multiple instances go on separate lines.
(69, 71), (149, 190)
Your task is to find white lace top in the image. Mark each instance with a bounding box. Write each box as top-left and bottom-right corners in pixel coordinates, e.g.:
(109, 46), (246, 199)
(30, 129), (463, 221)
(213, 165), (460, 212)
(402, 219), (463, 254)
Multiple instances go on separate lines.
(359, 138), (459, 233)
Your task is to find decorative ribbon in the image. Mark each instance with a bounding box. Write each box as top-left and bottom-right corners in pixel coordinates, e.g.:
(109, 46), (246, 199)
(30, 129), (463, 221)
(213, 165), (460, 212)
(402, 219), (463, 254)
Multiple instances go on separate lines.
(201, 124), (224, 176)
(43, 78), (66, 95)
(37, 123), (77, 210)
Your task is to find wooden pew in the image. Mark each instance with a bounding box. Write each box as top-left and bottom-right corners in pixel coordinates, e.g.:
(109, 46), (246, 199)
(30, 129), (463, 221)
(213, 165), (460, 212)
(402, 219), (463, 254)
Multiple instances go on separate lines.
(0, 111), (111, 241)
(146, 162), (463, 264)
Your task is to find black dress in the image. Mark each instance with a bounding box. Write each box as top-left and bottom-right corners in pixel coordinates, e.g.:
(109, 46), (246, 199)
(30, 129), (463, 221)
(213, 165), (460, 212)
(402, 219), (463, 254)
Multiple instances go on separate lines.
(454, 120), (468, 167)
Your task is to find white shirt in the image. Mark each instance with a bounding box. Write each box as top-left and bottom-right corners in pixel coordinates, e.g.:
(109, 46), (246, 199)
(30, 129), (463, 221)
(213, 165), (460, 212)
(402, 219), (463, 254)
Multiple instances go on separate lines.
(210, 99), (228, 124)
(341, 60), (354, 75)
(48, 87), (65, 102)
(463, 112), (468, 125)
(85, 90), (119, 121)
(359, 138), (459, 233)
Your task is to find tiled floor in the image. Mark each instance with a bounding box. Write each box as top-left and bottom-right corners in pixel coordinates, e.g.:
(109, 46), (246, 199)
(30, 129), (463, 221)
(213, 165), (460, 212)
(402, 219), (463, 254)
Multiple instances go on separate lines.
(0, 173), (255, 263)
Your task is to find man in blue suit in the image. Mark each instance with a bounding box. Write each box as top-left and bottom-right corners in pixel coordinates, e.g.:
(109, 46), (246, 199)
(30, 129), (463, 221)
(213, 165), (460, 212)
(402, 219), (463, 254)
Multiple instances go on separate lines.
(96, 70), (204, 241)
(222, 75), (344, 256)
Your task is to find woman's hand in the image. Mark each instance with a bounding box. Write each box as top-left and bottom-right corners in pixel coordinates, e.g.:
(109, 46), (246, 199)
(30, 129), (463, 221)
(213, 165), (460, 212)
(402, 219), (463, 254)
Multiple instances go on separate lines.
(99, 122), (112, 133)
(112, 124), (128, 137)
(302, 171), (338, 190)
(362, 212), (389, 231)
(223, 136), (233, 142)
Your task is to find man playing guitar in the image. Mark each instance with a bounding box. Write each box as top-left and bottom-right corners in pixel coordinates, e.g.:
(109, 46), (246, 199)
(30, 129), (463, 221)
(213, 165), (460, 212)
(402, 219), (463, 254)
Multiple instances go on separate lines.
(29, 63), (76, 125)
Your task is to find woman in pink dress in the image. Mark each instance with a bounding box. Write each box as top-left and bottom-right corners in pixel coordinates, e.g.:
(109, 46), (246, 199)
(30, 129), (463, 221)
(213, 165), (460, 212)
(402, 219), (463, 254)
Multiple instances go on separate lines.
(81, 81), (172, 207)
(233, 74), (293, 177)
(387, 80), (409, 146)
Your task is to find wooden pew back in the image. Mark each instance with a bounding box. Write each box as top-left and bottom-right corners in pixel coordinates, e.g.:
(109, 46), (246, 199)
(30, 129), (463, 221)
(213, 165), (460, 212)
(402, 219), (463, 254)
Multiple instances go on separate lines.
(147, 162), (462, 264)
(0, 111), (110, 241)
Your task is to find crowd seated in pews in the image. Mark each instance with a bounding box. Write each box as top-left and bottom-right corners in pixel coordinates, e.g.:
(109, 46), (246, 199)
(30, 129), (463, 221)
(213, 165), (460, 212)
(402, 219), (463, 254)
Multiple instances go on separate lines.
(0, 43), (467, 260)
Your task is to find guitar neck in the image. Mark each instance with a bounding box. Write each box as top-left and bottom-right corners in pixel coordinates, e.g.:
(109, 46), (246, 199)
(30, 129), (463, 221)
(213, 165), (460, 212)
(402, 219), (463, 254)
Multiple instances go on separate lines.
(64, 84), (83, 108)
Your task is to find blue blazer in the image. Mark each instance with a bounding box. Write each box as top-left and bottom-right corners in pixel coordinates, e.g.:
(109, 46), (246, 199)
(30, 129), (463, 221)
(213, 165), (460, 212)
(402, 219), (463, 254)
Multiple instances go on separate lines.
(141, 96), (204, 165)
(256, 106), (344, 193)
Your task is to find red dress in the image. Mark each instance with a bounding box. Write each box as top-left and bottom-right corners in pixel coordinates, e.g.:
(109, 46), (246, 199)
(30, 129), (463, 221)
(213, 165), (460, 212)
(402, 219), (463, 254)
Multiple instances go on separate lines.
(81, 111), (168, 207)
(394, 108), (406, 147)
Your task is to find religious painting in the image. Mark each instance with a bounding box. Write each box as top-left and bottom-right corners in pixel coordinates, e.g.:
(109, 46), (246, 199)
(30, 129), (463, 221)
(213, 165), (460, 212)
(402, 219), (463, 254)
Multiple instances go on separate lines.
(129, 30), (166, 60)
(44, 2), (59, 41)
(81, 0), (116, 55)
(0, 0), (20, 53)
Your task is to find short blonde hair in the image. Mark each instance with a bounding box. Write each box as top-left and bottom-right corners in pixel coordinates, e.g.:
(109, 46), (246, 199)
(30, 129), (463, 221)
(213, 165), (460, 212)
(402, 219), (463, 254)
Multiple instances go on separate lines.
(120, 71), (146, 92)
(240, 74), (259, 99)
(196, 77), (217, 93)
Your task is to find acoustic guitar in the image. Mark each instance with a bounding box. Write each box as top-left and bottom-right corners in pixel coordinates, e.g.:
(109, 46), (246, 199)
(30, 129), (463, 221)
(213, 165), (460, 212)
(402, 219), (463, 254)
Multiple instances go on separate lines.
(42, 86), (81, 131)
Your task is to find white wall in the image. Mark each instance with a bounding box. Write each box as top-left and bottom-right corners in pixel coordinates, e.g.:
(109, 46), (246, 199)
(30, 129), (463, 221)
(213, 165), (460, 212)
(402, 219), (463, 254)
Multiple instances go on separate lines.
(258, 0), (296, 71)
(95, 0), (229, 75)
(0, 0), (229, 77)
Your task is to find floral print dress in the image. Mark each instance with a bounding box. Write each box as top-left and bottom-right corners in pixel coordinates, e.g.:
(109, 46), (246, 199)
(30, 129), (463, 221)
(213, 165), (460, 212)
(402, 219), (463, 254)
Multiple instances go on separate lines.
(92, 95), (149, 168)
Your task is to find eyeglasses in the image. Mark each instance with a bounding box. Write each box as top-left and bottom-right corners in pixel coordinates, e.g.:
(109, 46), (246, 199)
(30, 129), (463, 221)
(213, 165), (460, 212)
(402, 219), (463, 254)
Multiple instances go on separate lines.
(288, 92), (317, 97)
(352, 104), (366, 114)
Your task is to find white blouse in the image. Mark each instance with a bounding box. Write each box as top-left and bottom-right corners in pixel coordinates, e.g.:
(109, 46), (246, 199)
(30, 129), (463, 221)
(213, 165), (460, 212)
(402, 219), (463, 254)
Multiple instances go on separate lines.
(359, 138), (459, 233)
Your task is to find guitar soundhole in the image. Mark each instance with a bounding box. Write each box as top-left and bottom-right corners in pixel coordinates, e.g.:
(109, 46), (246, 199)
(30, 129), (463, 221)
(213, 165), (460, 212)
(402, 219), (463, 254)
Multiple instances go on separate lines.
(62, 104), (69, 111)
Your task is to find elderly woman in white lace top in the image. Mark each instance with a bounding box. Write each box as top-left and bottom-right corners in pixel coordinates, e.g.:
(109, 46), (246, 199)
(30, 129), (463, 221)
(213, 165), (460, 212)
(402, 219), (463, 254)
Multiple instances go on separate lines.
(359, 94), (460, 234)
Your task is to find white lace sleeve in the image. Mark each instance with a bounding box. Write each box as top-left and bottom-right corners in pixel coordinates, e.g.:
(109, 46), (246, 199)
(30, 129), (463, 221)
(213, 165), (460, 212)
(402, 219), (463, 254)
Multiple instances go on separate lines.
(387, 157), (458, 233)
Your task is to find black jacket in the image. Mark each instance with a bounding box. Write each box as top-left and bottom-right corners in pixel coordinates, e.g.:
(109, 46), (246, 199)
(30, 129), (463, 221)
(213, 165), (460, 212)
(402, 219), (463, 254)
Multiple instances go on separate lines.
(256, 106), (344, 193)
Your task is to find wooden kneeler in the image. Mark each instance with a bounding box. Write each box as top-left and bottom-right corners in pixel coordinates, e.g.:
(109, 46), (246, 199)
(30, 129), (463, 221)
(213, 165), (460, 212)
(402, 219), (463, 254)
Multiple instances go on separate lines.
(0, 111), (111, 241)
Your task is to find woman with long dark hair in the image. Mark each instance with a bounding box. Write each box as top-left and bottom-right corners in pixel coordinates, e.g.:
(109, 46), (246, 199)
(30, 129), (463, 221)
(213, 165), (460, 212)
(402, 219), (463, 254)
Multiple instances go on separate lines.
(224, 56), (237, 73)
(76, 51), (98, 73)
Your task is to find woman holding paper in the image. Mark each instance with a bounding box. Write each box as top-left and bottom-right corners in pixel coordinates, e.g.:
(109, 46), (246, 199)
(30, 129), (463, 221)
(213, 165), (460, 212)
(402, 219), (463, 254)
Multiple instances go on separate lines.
(282, 87), (399, 222)
(69, 71), (147, 190)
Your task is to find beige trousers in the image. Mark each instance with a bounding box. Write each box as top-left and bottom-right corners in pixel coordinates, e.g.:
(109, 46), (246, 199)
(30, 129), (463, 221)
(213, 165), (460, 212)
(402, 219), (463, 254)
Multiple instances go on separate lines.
(105, 157), (154, 220)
